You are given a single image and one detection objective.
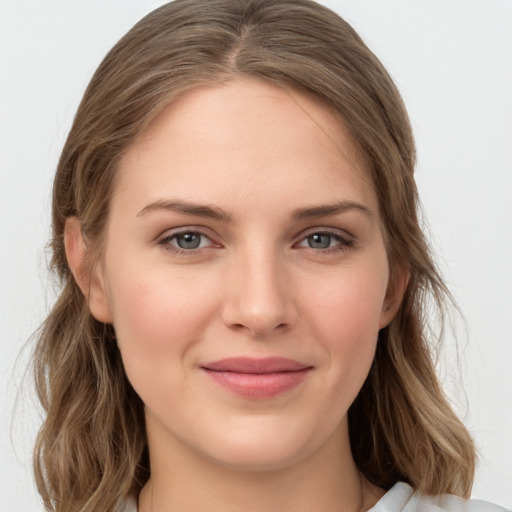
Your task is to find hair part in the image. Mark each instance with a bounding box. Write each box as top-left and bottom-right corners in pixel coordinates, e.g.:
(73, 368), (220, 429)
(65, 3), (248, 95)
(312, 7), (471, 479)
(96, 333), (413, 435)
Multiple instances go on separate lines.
(34, 1), (475, 510)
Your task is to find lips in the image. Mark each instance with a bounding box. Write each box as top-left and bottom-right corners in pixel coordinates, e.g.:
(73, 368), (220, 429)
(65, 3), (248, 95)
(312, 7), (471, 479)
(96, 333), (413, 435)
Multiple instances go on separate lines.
(200, 357), (312, 399)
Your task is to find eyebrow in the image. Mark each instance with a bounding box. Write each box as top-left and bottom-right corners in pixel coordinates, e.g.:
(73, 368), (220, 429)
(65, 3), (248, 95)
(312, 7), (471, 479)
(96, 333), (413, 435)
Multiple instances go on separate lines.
(137, 199), (372, 222)
(137, 199), (232, 222)
(291, 201), (372, 220)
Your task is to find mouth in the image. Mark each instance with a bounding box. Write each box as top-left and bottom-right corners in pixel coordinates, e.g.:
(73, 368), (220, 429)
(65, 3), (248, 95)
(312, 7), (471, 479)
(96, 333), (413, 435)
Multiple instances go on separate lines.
(200, 357), (313, 399)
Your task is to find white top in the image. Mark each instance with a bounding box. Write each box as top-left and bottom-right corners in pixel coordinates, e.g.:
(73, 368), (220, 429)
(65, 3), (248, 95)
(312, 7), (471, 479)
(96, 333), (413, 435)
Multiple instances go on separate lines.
(118, 482), (508, 512)
(367, 482), (508, 512)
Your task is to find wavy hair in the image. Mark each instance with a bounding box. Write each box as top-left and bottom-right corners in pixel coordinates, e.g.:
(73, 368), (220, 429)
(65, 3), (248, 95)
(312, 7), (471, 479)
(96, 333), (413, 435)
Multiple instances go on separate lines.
(33, 1), (475, 510)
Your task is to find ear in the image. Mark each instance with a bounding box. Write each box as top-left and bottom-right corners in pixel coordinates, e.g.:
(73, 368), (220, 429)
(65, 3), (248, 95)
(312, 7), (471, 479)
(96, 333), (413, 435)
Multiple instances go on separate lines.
(379, 265), (409, 329)
(64, 217), (113, 323)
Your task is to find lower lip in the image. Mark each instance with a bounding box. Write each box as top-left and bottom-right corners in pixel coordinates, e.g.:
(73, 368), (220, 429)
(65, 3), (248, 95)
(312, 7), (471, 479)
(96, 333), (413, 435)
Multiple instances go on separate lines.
(202, 368), (311, 399)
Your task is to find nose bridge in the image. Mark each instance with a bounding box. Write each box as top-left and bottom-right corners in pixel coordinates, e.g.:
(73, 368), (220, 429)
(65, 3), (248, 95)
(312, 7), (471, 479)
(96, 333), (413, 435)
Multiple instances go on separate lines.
(222, 242), (296, 336)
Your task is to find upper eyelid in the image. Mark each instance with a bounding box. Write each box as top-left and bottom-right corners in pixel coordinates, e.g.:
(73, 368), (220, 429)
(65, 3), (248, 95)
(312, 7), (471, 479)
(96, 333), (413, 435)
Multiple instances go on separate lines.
(296, 226), (353, 240)
(157, 225), (217, 240)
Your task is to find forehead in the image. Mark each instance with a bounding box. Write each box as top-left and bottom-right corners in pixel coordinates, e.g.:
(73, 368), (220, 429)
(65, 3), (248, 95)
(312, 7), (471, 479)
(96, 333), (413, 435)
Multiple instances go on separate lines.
(114, 78), (376, 215)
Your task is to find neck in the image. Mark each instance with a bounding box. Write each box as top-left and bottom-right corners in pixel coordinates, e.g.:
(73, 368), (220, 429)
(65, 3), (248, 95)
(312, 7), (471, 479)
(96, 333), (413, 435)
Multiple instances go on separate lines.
(138, 419), (384, 512)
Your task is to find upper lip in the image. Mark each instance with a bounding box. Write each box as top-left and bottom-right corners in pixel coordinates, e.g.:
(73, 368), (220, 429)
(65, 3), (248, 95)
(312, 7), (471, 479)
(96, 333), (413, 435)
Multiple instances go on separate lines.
(201, 357), (311, 374)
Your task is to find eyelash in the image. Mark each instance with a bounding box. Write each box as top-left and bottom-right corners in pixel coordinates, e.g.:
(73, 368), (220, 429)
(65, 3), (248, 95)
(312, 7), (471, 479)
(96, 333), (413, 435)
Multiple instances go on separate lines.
(295, 230), (354, 254)
(157, 228), (354, 256)
(158, 230), (216, 255)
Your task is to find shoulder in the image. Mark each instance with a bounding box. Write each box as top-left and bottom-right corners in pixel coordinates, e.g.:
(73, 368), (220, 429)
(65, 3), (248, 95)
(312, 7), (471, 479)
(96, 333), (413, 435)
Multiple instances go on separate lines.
(370, 482), (509, 512)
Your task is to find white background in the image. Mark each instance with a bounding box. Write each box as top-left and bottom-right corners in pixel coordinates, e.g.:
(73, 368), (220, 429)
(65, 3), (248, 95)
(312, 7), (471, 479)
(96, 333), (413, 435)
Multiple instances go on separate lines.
(1, 1), (511, 510)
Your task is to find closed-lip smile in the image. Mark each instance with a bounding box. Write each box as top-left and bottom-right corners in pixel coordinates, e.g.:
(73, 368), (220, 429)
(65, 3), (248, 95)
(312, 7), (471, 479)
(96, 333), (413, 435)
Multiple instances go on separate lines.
(200, 357), (313, 399)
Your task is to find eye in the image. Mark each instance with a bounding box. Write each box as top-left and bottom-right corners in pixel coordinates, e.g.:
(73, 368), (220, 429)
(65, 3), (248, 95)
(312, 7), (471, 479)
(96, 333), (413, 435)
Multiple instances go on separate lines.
(296, 230), (353, 252)
(159, 230), (214, 251)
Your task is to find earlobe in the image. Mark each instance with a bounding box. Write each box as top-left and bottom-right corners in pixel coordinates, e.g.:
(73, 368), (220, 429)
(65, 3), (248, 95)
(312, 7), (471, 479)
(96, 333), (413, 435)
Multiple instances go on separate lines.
(379, 266), (410, 329)
(64, 217), (113, 323)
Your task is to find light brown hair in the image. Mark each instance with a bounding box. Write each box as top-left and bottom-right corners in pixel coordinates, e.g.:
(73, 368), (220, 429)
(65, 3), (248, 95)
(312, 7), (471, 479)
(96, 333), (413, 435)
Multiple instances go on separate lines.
(34, 1), (476, 510)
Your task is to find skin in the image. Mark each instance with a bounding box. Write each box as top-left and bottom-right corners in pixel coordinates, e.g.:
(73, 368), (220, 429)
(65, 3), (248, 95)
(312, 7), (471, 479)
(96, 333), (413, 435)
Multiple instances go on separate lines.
(66, 78), (405, 511)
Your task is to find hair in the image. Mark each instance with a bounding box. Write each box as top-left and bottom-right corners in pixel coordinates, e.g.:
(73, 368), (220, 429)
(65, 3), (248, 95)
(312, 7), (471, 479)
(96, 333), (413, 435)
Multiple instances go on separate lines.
(33, 0), (476, 510)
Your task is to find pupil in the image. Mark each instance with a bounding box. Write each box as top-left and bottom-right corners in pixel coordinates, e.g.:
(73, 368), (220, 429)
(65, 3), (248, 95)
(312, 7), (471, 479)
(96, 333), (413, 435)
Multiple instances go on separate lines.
(309, 234), (331, 249)
(177, 233), (201, 249)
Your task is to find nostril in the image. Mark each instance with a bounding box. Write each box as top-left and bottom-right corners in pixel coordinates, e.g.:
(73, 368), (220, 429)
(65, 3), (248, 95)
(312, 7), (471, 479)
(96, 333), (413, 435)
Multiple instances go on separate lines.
(229, 321), (289, 336)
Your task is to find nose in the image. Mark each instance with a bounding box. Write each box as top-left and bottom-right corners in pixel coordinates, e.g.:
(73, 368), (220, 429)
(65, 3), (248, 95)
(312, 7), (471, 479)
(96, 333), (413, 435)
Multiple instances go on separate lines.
(221, 248), (298, 337)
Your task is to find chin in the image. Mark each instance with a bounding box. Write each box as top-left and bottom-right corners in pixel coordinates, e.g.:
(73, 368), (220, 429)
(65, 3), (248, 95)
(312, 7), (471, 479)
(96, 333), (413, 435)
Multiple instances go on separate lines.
(195, 416), (336, 473)
(208, 441), (306, 472)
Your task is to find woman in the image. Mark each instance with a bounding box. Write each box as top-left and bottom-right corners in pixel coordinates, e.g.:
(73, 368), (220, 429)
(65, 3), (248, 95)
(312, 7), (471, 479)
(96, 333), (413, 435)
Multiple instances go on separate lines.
(32, 1), (507, 511)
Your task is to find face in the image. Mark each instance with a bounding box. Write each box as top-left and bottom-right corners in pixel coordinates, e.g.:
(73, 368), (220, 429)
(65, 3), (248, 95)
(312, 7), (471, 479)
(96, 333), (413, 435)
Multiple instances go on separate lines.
(83, 78), (399, 472)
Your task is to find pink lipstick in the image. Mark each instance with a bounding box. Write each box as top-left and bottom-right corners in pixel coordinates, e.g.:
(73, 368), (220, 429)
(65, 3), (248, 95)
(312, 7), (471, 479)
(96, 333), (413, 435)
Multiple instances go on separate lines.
(200, 357), (312, 399)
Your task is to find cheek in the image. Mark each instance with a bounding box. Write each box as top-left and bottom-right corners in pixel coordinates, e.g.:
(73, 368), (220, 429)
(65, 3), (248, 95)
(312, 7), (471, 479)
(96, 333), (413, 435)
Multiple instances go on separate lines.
(104, 262), (218, 388)
(305, 265), (387, 391)
(310, 263), (387, 336)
